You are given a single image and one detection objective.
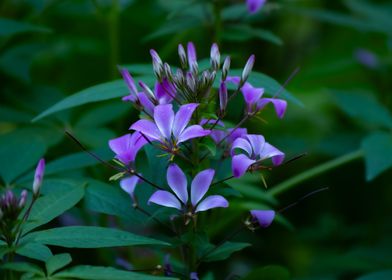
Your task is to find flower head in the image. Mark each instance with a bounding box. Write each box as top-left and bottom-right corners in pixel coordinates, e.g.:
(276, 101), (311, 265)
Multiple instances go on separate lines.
(130, 104), (210, 152)
(231, 134), (284, 177)
(227, 76), (287, 118)
(148, 164), (228, 213)
(109, 132), (148, 166)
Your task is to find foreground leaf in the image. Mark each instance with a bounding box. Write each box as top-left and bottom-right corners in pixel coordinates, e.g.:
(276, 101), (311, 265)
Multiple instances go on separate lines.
(1, 262), (44, 275)
(46, 253), (72, 276)
(361, 132), (392, 181)
(25, 226), (170, 248)
(16, 242), (53, 262)
(54, 265), (177, 280)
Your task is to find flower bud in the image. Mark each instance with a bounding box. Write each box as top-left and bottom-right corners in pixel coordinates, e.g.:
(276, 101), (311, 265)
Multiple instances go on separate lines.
(18, 190), (27, 208)
(163, 63), (173, 82)
(210, 43), (220, 70)
(186, 72), (196, 92)
(33, 158), (45, 196)
(178, 44), (187, 69)
(118, 67), (138, 96)
(241, 54), (255, 84)
(139, 81), (156, 102)
(150, 49), (164, 80)
(187, 42), (198, 74)
(219, 81), (228, 114)
(221, 56), (231, 81)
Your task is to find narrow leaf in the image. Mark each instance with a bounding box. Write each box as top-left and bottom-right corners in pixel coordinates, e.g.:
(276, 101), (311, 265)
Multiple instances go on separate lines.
(46, 253), (72, 276)
(203, 242), (251, 262)
(16, 242), (53, 262)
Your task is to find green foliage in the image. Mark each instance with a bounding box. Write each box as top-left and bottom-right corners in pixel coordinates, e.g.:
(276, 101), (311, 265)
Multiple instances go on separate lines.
(45, 253), (72, 276)
(243, 265), (290, 280)
(362, 133), (392, 180)
(203, 242), (251, 262)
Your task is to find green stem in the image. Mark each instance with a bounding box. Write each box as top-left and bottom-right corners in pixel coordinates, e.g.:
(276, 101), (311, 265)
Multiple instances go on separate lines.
(269, 150), (364, 197)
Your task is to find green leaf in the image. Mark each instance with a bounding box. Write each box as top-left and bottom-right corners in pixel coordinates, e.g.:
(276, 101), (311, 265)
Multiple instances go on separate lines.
(357, 270), (392, 280)
(223, 24), (283, 46)
(330, 89), (392, 129)
(33, 80), (127, 121)
(1, 262), (44, 275)
(23, 185), (85, 234)
(203, 242), (251, 262)
(75, 102), (131, 127)
(0, 130), (46, 184)
(361, 132), (392, 181)
(46, 253), (72, 276)
(25, 226), (170, 248)
(54, 265), (177, 279)
(0, 17), (51, 37)
(243, 265), (290, 280)
(16, 242), (53, 262)
(85, 180), (142, 221)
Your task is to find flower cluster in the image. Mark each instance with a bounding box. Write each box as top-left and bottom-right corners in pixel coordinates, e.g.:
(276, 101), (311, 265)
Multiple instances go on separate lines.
(109, 42), (286, 228)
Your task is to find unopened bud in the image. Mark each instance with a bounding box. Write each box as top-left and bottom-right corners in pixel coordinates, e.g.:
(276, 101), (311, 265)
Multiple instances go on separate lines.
(178, 44), (187, 69)
(219, 81), (228, 114)
(139, 81), (156, 102)
(222, 56), (231, 81)
(163, 63), (173, 81)
(33, 158), (45, 196)
(118, 67), (138, 96)
(186, 72), (196, 92)
(210, 43), (220, 70)
(150, 49), (164, 80)
(18, 190), (27, 208)
(187, 42), (198, 74)
(241, 54), (255, 84)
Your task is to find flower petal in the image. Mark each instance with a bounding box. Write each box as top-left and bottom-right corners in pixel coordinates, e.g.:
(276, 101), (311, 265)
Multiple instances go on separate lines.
(119, 68), (138, 95)
(241, 83), (264, 106)
(148, 190), (182, 210)
(120, 176), (139, 200)
(191, 169), (215, 206)
(137, 92), (155, 116)
(173, 103), (199, 138)
(260, 142), (285, 165)
(250, 210), (275, 228)
(246, 134), (265, 156)
(246, 0), (266, 14)
(231, 137), (253, 156)
(256, 98), (287, 119)
(130, 119), (161, 141)
(154, 104), (174, 140)
(227, 128), (247, 145)
(167, 164), (188, 204)
(177, 125), (210, 143)
(109, 134), (131, 164)
(232, 154), (256, 178)
(195, 195), (229, 212)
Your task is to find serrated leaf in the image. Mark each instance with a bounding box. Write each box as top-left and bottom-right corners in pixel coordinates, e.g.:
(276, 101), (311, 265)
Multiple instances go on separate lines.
(16, 242), (53, 262)
(54, 265), (177, 279)
(203, 242), (250, 262)
(23, 185), (85, 234)
(46, 253), (72, 276)
(25, 226), (170, 248)
(361, 132), (392, 181)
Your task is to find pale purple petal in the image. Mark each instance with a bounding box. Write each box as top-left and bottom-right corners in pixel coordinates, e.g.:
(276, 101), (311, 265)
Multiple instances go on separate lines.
(130, 119), (161, 141)
(173, 103), (199, 138)
(226, 76), (241, 85)
(191, 169), (215, 206)
(227, 128), (247, 145)
(109, 134), (133, 164)
(247, 0), (267, 14)
(120, 176), (139, 200)
(154, 104), (174, 140)
(250, 210), (275, 228)
(148, 190), (182, 210)
(210, 130), (226, 144)
(131, 132), (148, 155)
(232, 154), (256, 178)
(219, 82), (228, 112)
(260, 142), (285, 165)
(246, 134), (265, 156)
(241, 83), (264, 105)
(119, 68), (138, 96)
(187, 42), (197, 72)
(137, 92), (155, 115)
(199, 119), (225, 127)
(177, 125), (210, 143)
(242, 55), (255, 82)
(33, 158), (45, 194)
(167, 164), (188, 204)
(231, 137), (253, 156)
(155, 78), (175, 104)
(195, 195), (229, 212)
(256, 98), (287, 119)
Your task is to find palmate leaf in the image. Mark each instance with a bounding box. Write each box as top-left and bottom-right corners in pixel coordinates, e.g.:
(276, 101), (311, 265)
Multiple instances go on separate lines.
(361, 132), (392, 181)
(22, 185), (85, 234)
(54, 265), (177, 280)
(24, 226), (170, 248)
(46, 253), (72, 276)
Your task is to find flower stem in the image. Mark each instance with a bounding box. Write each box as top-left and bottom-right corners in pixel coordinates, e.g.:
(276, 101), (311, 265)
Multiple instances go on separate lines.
(269, 150), (363, 197)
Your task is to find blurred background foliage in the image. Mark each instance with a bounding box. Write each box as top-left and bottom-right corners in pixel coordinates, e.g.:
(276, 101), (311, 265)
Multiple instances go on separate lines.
(0, 0), (392, 279)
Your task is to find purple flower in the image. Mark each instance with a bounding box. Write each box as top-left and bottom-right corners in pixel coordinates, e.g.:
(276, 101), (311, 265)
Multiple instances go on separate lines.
(120, 176), (139, 202)
(246, 0), (267, 14)
(154, 78), (176, 104)
(200, 119), (247, 147)
(108, 132), (148, 165)
(33, 158), (45, 195)
(227, 76), (287, 118)
(354, 48), (379, 69)
(250, 210), (275, 228)
(231, 134), (284, 177)
(148, 164), (228, 213)
(190, 272), (199, 280)
(130, 104), (210, 151)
